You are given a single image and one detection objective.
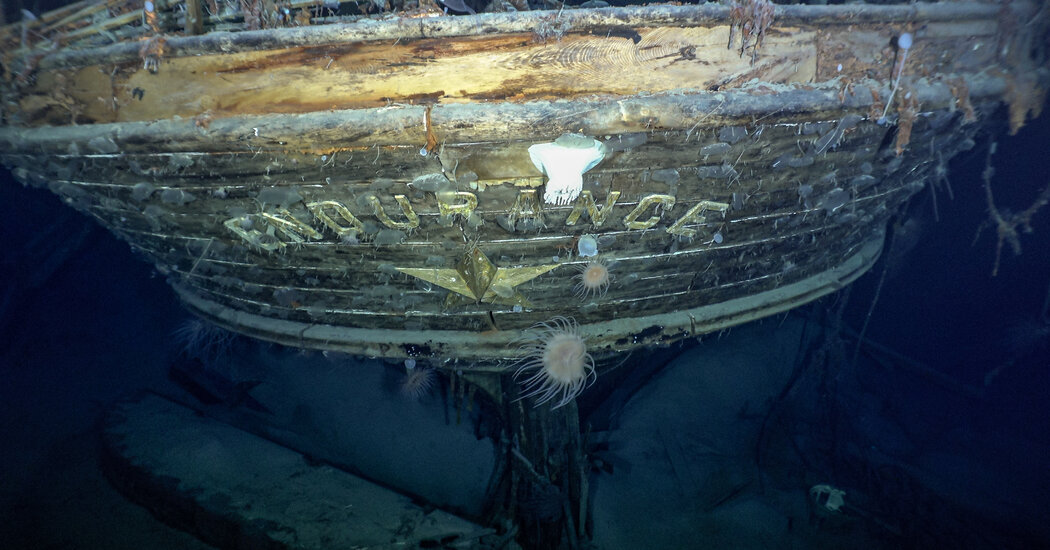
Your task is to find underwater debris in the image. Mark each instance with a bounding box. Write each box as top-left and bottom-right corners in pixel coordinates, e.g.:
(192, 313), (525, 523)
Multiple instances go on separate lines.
(810, 484), (847, 513)
(531, 12), (572, 43)
(893, 88), (918, 156)
(728, 0), (775, 65)
(948, 76), (977, 124)
(973, 142), (1050, 276)
(138, 34), (166, 73)
(1004, 72), (1047, 135)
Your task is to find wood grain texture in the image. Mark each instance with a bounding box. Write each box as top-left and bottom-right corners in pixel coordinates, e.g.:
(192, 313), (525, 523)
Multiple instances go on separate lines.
(9, 1), (1016, 129)
(21, 25), (815, 125)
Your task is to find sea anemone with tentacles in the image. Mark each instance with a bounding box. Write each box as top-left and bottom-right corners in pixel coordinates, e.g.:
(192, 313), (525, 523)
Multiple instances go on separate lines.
(511, 317), (596, 409)
(573, 260), (612, 300)
(173, 318), (235, 363)
(400, 359), (436, 400)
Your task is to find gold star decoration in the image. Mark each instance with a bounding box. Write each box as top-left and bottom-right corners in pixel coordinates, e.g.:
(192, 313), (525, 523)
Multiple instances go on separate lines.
(396, 247), (559, 308)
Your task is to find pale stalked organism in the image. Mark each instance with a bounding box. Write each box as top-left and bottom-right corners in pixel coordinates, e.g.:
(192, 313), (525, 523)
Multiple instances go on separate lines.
(512, 317), (596, 409)
(574, 260), (612, 300)
(878, 32), (914, 124)
(528, 134), (607, 206)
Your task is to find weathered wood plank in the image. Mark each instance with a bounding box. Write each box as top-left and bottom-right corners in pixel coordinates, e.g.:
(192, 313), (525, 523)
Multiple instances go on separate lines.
(24, 24), (816, 125)
(3, 102), (981, 355)
(9, 0), (1016, 127)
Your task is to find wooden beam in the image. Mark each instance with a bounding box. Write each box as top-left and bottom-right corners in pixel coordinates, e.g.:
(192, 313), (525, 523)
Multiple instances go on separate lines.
(185, 0), (204, 36)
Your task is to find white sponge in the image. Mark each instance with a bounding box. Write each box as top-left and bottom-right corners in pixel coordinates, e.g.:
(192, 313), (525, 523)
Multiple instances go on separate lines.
(529, 134), (607, 206)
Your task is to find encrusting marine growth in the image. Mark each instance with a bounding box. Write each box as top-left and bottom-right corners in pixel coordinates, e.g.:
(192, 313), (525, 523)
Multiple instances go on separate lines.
(528, 134), (607, 206)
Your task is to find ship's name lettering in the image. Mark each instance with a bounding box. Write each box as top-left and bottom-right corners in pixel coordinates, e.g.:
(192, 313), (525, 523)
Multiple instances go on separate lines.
(224, 189), (728, 251)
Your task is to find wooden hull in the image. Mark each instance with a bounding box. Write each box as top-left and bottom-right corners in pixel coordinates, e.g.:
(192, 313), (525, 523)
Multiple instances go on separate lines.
(2, 2), (1046, 363)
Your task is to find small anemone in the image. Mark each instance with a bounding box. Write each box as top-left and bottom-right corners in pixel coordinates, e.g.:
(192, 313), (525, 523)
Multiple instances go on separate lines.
(400, 361), (436, 401)
(173, 318), (234, 362)
(573, 260), (612, 300)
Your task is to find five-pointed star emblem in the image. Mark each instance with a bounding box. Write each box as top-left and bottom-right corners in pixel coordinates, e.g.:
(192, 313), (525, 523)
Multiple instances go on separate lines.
(396, 247), (559, 308)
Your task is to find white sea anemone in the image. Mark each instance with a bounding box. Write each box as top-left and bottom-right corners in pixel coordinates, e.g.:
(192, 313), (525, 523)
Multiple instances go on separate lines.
(173, 318), (234, 362)
(573, 260), (612, 300)
(400, 361), (436, 400)
(528, 134), (606, 206)
(512, 317), (596, 409)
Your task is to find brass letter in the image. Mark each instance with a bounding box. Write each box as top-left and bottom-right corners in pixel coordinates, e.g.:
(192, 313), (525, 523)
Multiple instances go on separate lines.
(369, 194), (420, 230)
(260, 208), (324, 243)
(507, 189), (545, 229)
(307, 200), (365, 239)
(622, 194), (676, 230)
(566, 190), (621, 227)
(436, 191), (479, 225)
(224, 215), (285, 252)
(666, 200), (730, 237)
